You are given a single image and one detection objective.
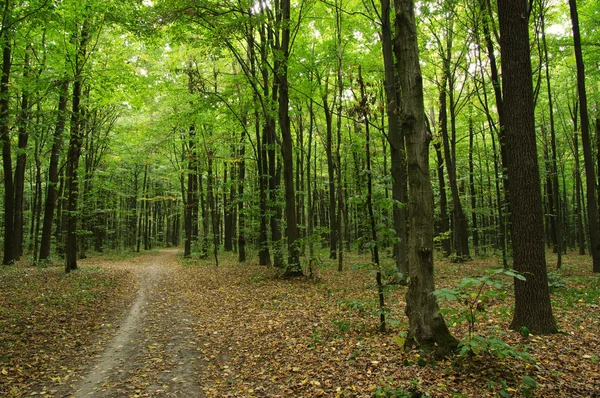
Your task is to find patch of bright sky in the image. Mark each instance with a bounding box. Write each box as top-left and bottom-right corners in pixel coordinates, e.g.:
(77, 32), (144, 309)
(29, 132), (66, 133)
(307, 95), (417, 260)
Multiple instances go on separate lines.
(251, 0), (272, 15)
(308, 21), (321, 39)
(142, 0), (153, 6)
(546, 23), (568, 36)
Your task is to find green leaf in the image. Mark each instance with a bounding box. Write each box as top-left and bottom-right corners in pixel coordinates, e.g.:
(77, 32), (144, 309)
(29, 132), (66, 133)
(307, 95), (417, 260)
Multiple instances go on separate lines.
(522, 375), (537, 388)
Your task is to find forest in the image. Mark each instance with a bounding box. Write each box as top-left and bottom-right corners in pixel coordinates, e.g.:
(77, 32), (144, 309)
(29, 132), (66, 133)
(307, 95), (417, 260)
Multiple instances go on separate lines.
(0, 0), (599, 396)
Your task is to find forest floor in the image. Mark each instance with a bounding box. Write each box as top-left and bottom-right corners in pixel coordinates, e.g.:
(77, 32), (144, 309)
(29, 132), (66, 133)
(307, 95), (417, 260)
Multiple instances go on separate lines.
(0, 248), (599, 397)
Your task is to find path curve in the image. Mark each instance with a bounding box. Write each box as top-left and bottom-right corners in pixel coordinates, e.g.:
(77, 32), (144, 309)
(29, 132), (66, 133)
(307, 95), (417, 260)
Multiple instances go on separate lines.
(73, 249), (204, 397)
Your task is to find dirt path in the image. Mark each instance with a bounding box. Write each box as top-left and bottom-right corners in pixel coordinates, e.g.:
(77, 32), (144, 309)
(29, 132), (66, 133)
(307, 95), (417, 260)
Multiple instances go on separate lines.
(72, 249), (205, 397)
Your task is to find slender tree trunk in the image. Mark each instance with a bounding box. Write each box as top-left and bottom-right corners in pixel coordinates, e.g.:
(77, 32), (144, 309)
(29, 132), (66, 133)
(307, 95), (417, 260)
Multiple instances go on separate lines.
(323, 81), (337, 260)
(497, 0), (557, 333)
(434, 141), (451, 256)
(238, 128), (246, 262)
(137, 163), (148, 253)
(440, 72), (470, 260)
(207, 147), (219, 265)
(569, 0), (600, 273)
(541, 13), (562, 268)
(358, 66), (385, 332)
(381, 0), (408, 279)
(13, 47), (32, 259)
(468, 118), (479, 254)
(1, 40), (15, 265)
(335, 0), (345, 272)
(395, 0), (458, 355)
(277, 0), (300, 274)
(40, 81), (69, 260)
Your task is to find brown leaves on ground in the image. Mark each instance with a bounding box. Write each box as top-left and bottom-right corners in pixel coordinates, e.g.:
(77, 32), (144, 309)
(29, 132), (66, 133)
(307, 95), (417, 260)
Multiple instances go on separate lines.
(0, 257), (138, 397)
(1, 249), (599, 397)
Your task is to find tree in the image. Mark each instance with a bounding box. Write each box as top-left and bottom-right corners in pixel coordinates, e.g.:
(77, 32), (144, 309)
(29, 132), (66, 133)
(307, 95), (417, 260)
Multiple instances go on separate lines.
(496, 0), (557, 334)
(569, 0), (600, 273)
(395, 0), (458, 355)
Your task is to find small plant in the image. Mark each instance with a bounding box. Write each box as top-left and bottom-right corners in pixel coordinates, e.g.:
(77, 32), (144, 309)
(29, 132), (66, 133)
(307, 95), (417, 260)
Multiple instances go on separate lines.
(373, 378), (427, 397)
(547, 271), (567, 292)
(433, 268), (523, 338)
(433, 268), (534, 362)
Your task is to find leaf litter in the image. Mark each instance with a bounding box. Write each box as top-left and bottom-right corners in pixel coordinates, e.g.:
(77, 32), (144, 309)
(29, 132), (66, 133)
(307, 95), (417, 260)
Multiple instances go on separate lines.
(0, 249), (598, 397)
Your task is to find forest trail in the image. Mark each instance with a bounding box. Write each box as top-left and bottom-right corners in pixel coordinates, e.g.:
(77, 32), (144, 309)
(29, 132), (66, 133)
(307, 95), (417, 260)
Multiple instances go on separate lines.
(72, 249), (205, 397)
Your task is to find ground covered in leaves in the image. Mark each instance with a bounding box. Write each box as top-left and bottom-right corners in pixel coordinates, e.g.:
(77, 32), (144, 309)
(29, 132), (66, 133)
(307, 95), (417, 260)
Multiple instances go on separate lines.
(0, 248), (598, 397)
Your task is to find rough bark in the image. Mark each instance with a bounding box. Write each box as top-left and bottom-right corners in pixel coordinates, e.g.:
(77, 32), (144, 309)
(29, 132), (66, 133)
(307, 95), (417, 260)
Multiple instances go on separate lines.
(395, 0), (458, 356)
(381, 0), (408, 279)
(497, 0), (557, 333)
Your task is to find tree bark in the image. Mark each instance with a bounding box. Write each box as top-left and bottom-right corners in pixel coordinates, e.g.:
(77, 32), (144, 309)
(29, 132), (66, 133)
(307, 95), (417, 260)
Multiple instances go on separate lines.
(395, 0), (458, 355)
(39, 81), (69, 260)
(65, 20), (89, 273)
(277, 0), (300, 275)
(569, 0), (600, 273)
(0, 39), (14, 265)
(497, 0), (557, 333)
(13, 46), (32, 260)
(381, 0), (408, 279)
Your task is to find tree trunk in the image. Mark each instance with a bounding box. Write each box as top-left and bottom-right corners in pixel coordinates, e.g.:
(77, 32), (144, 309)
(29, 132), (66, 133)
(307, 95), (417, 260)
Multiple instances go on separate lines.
(497, 0), (557, 334)
(468, 118), (479, 254)
(13, 46), (32, 260)
(277, 0), (300, 275)
(323, 80), (337, 260)
(1, 40), (15, 265)
(541, 13), (562, 268)
(40, 81), (69, 260)
(358, 66), (386, 332)
(395, 0), (458, 356)
(569, 0), (600, 273)
(381, 0), (408, 279)
(238, 127), (246, 262)
(65, 21), (89, 273)
(434, 141), (451, 255)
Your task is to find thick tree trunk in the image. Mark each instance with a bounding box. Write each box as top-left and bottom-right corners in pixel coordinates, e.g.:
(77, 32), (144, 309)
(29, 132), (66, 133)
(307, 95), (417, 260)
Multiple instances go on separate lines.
(497, 0), (557, 334)
(395, 0), (458, 355)
(569, 0), (600, 273)
(40, 81), (69, 260)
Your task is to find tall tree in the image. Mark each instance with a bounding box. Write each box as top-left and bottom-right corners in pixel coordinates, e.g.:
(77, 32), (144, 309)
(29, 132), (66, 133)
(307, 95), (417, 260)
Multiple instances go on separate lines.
(569, 0), (600, 273)
(277, 0), (301, 275)
(0, 14), (14, 265)
(395, 0), (458, 355)
(380, 0), (408, 279)
(64, 18), (90, 272)
(497, 0), (557, 333)
(39, 81), (69, 260)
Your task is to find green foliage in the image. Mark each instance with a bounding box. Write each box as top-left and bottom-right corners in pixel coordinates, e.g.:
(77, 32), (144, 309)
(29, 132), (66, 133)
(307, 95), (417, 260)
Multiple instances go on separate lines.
(547, 271), (567, 292)
(373, 378), (426, 398)
(434, 268), (534, 362)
